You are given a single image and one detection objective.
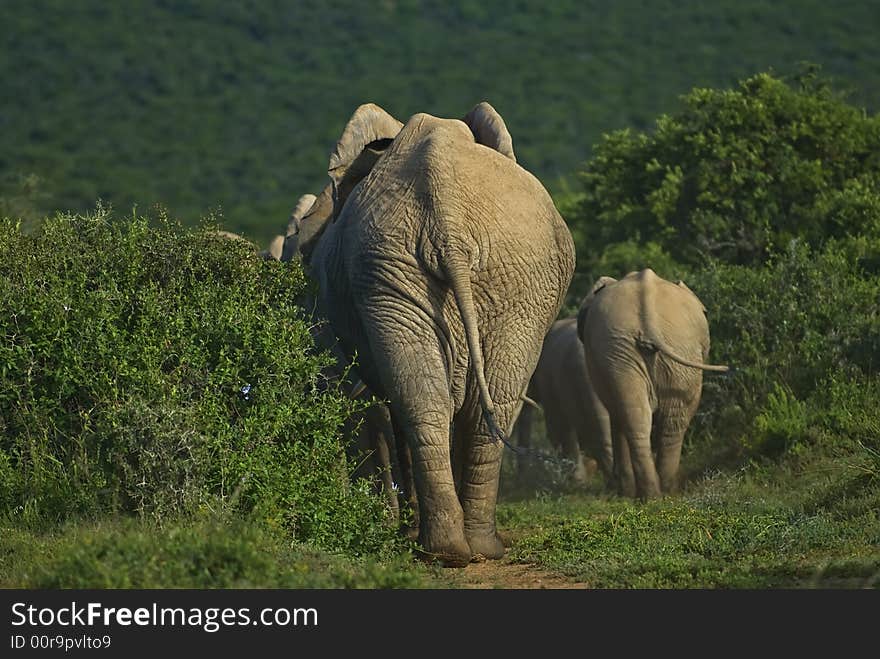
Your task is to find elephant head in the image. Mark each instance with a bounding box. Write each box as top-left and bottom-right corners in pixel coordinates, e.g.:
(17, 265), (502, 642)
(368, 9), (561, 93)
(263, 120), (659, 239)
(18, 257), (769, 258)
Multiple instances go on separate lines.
(280, 192), (321, 262)
(285, 193), (318, 238)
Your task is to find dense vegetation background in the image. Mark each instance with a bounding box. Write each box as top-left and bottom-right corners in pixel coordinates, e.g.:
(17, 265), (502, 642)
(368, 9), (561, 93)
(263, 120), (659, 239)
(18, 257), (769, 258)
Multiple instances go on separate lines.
(1, 2), (878, 588)
(2, 1), (879, 242)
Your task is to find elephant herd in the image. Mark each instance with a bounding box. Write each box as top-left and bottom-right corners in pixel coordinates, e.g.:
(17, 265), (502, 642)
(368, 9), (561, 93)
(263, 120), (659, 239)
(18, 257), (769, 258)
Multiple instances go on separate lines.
(248, 101), (727, 566)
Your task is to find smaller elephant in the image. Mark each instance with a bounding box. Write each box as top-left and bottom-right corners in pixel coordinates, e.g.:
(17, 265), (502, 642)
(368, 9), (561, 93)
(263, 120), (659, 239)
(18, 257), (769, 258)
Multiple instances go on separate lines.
(577, 269), (728, 499)
(513, 318), (612, 486)
(253, 193), (320, 263)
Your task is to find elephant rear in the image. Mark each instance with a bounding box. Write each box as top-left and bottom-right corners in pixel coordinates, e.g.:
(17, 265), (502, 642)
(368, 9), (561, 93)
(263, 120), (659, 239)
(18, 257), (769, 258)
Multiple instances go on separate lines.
(303, 101), (576, 565)
(577, 270), (719, 498)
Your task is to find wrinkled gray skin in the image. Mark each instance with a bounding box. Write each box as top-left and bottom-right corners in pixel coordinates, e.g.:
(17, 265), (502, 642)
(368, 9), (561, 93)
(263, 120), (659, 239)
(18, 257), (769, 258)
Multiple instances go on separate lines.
(292, 102), (575, 565)
(514, 318), (613, 486)
(577, 269), (728, 499)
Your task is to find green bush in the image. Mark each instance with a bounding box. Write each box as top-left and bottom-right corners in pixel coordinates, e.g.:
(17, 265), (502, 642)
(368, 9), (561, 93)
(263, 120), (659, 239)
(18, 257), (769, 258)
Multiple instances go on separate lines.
(561, 71), (880, 465)
(749, 384), (814, 457)
(686, 237), (880, 460)
(0, 210), (401, 556)
(567, 70), (880, 287)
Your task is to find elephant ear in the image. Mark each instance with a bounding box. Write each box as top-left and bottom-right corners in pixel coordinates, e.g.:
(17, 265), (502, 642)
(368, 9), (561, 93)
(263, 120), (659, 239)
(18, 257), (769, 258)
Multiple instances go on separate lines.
(282, 185), (334, 263)
(577, 276), (617, 341)
(286, 193), (317, 237)
(677, 279), (707, 313)
(327, 103), (402, 215)
(462, 101), (516, 162)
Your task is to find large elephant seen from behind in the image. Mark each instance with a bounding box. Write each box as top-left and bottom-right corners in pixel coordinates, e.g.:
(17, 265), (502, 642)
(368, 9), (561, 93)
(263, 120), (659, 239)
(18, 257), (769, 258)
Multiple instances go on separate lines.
(290, 101), (576, 566)
(577, 269), (728, 499)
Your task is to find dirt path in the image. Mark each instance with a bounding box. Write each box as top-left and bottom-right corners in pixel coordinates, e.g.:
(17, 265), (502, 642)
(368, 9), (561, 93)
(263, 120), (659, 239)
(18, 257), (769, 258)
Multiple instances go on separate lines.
(447, 557), (589, 589)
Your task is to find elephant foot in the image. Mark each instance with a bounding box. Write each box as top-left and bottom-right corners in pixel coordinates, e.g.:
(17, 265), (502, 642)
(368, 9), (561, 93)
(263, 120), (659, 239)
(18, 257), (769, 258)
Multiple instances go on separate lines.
(660, 475), (680, 495)
(616, 476), (637, 499)
(466, 529), (506, 561)
(637, 486), (662, 501)
(416, 515), (472, 568)
(415, 538), (472, 568)
(582, 457), (599, 478)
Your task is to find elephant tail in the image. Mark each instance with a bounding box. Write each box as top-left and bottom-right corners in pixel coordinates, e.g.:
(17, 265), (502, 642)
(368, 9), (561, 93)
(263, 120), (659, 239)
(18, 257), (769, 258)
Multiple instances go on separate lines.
(644, 340), (730, 372)
(442, 247), (506, 441)
(521, 394), (541, 410)
(639, 269), (730, 373)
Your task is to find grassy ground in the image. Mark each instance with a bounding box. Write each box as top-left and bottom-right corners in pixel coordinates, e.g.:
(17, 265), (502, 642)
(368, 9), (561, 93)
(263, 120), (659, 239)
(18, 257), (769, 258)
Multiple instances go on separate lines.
(5, 443), (876, 589)
(0, 515), (447, 589)
(497, 451), (880, 588)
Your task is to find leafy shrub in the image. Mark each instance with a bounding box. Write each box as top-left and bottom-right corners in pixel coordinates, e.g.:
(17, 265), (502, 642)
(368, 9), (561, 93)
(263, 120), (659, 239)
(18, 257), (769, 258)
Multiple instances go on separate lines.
(749, 384), (814, 457)
(567, 69), (880, 288)
(563, 67), (880, 463)
(687, 238), (880, 460)
(0, 210), (401, 556)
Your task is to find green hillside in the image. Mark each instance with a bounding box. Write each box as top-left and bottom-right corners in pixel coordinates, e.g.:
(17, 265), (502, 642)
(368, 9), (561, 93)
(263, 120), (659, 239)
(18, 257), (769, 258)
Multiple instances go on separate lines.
(2, 1), (879, 241)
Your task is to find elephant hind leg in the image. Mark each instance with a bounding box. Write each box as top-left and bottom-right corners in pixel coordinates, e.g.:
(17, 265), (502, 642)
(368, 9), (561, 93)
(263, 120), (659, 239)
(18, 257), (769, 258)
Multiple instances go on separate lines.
(610, 401), (661, 500)
(457, 399), (522, 561)
(548, 414), (587, 485)
(403, 410), (471, 567)
(360, 319), (469, 566)
(588, 394), (615, 487)
(561, 428), (588, 485)
(653, 404), (698, 494)
(388, 405), (470, 566)
(610, 417), (636, 498)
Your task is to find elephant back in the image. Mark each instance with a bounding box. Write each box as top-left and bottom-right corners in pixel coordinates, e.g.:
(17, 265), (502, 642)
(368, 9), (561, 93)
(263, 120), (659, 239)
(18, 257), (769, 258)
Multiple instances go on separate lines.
(582, 271), (711, 368)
